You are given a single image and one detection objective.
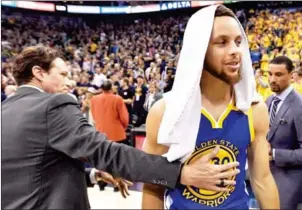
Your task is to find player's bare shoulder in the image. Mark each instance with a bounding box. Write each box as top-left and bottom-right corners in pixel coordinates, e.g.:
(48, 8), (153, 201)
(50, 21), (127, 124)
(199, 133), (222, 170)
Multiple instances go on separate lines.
(144, 98), (169, 155)
(146, 98), (166, 126)
(251, 100), (269, 137)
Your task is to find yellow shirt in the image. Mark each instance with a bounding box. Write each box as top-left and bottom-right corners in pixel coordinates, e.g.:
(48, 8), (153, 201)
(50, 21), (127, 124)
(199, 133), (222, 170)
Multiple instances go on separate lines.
(250, 43), (259, 51)
(256, 76), (270, 98)
(263, 88), (273, 102)
(262, 36), (271, 48)
(275, 37), (283, 47)
(288, 53), (300, 62)
(90, 43), (97, 53)
(292, 83), (302, 94)
(260, 54), (269, 71)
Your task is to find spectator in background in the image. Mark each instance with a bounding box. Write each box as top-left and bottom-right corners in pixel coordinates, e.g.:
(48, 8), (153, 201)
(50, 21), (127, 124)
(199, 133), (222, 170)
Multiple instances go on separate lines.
(90, 80), (129, 192)
(91, 66), (107, 89)
(1, 74), (8, 101)
(4, 85), (17, 98)
(119, 78), (134, 124)
(143, 82), (163, 112)
(291, 69), (302, 94)
(255, 69), (270, 100)
(133, 75), (148, 126)
(81, 87), (97, 125)
(154, 72), (166, 93)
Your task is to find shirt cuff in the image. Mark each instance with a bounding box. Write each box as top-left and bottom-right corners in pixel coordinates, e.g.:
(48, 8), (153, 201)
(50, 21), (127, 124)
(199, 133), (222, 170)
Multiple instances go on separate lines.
(272, 149), (275, 160)
(89, 168), (98, 184)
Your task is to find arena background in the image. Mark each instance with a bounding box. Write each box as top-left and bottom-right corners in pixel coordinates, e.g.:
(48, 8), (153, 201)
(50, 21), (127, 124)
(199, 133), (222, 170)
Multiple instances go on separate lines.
(1, 1), (302, 209)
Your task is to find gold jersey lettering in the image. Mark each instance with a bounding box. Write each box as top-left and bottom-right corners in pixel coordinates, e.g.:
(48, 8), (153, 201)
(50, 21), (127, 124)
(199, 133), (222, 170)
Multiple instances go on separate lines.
(183, 140), (240, 207)
(182, 188), (194, 199)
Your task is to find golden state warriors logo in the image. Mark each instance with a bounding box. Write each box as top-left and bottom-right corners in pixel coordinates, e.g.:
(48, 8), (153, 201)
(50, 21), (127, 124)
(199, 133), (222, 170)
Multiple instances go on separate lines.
(182, 139), (240, 207)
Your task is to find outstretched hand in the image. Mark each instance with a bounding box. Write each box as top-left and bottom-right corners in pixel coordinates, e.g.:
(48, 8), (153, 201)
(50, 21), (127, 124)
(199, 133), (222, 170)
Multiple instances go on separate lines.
(96, 171), (133, 198)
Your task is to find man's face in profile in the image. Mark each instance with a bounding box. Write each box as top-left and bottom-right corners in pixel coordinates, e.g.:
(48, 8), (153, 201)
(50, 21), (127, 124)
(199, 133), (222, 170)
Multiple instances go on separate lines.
(40, 58), (69, 94)
(204, 16), (243, 85)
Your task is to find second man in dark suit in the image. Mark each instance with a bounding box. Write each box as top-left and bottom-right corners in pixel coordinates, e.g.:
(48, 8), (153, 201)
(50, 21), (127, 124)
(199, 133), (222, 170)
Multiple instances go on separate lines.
(266, 56), (302, 209)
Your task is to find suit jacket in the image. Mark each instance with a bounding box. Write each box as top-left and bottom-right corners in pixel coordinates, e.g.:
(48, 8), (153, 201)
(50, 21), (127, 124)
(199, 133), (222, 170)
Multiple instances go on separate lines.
(90, 92), (129, 141)
(266, 89), (302, 208)
(144, 92), (163, 111)
(2, 87), (181, 210)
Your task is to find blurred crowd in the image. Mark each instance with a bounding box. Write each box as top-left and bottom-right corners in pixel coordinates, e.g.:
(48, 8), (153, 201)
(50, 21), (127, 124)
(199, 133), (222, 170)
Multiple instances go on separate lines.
(245, 8), (302, 100)
(1, 6), (302, 126)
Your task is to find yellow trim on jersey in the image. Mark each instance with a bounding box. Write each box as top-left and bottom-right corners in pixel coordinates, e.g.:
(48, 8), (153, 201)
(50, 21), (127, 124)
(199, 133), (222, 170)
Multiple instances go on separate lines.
(201, 109), (217, 128)
(201, 101), (234, 129)
(247, 107), (255, 143)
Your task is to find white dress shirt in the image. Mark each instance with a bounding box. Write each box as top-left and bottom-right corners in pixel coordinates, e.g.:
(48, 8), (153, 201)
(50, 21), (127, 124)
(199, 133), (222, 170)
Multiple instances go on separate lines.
(270, 85), (293, 117)
(19, 85), (44, 92)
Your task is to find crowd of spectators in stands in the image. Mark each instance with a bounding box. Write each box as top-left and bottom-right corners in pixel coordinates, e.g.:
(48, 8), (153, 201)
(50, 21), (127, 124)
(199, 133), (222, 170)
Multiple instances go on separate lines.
(1, 5), (302, 126)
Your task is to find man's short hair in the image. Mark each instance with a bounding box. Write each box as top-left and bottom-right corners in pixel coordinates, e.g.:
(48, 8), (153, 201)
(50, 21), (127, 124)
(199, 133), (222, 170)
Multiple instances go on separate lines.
(102, 80), (112, 91)
(123, 78), (129, 86)
(270, 56), (294, 73)
(215, 5), (236, 18)
(13, 45), (63, 85)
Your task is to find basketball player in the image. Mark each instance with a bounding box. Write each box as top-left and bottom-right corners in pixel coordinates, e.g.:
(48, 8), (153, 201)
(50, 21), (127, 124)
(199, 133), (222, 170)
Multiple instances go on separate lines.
(142, 5), (279, 209)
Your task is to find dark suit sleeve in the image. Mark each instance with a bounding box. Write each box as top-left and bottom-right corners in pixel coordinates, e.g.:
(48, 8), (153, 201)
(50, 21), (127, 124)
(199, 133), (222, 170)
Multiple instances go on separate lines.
(46, 94), (181, 189)
(274, 104), (302, 166)
(85, 168), (94, 187)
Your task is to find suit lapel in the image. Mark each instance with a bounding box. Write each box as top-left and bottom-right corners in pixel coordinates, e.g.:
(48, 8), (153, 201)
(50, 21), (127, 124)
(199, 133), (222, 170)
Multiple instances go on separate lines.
(268, 90), (295, 141)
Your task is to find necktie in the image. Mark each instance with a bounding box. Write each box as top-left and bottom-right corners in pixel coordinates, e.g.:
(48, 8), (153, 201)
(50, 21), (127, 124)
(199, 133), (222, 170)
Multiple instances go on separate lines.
(270, 97), (281, 126)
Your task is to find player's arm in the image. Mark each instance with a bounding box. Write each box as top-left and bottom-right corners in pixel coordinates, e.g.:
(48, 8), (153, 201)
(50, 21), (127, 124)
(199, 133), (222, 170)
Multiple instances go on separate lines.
(142, 99), (169, 209)
(247, 101), (280, 209)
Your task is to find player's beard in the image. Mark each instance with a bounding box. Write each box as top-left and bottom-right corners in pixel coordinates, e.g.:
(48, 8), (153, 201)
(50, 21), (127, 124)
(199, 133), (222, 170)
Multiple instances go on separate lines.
(204, 59), (241, 85)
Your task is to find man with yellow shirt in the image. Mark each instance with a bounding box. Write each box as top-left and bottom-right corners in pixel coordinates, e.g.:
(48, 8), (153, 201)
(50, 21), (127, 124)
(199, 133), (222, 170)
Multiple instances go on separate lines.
(287, 48), (300, 67)
(260, 50), (270, 71)
(255, 69), (270, 99)
(291, 69), (302, 94)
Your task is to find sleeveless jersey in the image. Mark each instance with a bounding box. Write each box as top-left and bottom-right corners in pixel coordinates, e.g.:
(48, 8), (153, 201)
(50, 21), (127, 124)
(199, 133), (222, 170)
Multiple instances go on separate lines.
(164, 100), (254, 209)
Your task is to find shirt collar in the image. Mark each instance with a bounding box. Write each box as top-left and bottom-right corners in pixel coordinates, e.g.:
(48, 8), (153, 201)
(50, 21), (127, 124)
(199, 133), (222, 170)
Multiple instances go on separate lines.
(19, 85), (44, 93)
(275, 85), (293, 101)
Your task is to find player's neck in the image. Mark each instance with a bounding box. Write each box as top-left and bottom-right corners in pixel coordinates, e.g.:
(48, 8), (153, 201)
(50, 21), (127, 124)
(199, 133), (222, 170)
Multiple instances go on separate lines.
(200, 71), (233, 104)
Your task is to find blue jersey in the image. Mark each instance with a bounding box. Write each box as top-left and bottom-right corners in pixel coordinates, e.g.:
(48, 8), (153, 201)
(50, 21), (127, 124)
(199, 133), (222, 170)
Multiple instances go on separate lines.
(165, 101), (254, 209)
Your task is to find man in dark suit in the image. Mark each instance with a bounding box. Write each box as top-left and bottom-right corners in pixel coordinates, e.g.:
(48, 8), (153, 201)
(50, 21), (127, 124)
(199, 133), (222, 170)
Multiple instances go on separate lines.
(2, 45), (240, 209)
(266, 56), (302, 209)
(144, 81), (163, 112)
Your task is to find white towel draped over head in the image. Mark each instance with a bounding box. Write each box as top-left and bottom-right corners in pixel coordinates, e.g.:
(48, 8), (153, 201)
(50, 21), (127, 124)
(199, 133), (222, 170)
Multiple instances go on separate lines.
(157, 5), (260, 163)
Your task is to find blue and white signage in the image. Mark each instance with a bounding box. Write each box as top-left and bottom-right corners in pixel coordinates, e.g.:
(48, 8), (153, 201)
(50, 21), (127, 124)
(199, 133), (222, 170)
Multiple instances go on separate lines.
(160, 1), (191, 11)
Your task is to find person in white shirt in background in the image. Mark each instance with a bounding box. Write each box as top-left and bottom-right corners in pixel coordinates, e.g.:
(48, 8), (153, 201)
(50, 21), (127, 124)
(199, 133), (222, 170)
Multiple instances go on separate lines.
(91, 66), (107, 89)
(5, 85), (17, 98)
(144, 82), (163, 112)
(145, 62), (157, 81)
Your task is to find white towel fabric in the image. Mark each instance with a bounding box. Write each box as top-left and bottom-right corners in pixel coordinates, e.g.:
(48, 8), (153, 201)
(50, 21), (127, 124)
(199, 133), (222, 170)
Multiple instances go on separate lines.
(157, 5), (260, 163)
